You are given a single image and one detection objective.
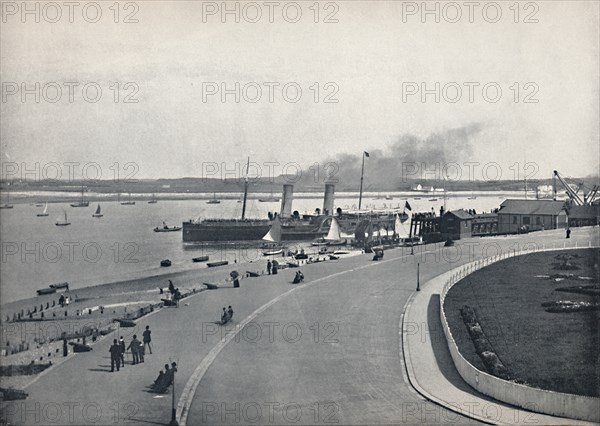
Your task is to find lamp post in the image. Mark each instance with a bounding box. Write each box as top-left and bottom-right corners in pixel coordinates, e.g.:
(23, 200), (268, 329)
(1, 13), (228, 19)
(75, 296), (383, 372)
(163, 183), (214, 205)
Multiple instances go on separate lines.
(169, 360), (179, 426)
(416, 262), (420, 291)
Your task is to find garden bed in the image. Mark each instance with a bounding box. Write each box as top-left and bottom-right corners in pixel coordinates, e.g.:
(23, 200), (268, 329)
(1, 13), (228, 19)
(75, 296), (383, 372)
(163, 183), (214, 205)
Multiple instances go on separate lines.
(444, 248), (599, 397)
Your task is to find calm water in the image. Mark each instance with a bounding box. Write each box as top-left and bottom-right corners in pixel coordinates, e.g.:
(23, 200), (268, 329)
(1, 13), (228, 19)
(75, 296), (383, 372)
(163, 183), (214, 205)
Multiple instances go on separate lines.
(0, 192), (513, 304)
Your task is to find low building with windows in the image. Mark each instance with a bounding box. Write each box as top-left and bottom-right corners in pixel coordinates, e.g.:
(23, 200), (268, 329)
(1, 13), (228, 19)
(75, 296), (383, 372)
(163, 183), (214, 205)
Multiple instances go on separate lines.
(441, 209), (473, 240)
(567, 205), (600, 227)
(497, 199), (567, 234)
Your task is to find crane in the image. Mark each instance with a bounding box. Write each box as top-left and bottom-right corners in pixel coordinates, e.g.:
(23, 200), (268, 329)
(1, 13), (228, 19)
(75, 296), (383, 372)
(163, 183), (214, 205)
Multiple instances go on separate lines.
(553, 170), (599, 206)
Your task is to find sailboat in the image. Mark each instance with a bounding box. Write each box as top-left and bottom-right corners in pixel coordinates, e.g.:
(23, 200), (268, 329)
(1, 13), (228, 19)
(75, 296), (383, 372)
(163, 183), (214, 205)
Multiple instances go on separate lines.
(55, 210), (71, 226)
(70, 186), (89, 207)
(121, 193), (135, 205)
(324, 217), (347, 246)
(262, 217), (283, 255)
(385, 194), (393, 200)
(467, 190), (477, 200)
(37, 203), (49, 217)
(206, 193), (221, 204)
(148, 193), (158, 204)
(92, 204), (103, 218)
(1, 185), (14, 209)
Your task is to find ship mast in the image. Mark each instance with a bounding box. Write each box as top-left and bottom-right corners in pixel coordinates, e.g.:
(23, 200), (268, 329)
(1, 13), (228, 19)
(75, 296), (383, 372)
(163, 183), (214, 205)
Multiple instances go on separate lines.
(358, 151), (368, 210)
(241, 157), (250, 220)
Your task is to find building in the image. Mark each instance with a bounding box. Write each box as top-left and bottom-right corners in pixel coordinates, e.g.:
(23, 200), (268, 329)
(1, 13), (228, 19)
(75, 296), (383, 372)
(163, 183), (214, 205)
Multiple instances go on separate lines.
(567, 205), (600, 227)
(497, 199), (567, 234)
(471, 213), (498, 236)
(441, 209), (473, 240)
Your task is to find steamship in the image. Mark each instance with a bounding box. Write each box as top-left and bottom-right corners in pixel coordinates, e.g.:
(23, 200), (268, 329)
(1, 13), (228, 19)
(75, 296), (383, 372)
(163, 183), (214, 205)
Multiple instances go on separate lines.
(182, 182), (399, 243)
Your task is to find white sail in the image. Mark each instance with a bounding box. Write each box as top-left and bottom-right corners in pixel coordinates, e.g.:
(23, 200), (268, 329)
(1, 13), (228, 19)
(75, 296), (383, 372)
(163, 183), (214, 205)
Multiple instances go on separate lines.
(325, 217), (342, 241)
(43, 203), (48, 214)
(262, 217), (282, 242)
(395, 214), (410, 238)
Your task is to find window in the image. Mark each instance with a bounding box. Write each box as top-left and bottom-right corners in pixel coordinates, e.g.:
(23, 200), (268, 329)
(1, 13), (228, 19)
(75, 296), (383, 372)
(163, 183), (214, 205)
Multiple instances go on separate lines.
(523, 217), (530, 225)
(513, 216), (517, 224)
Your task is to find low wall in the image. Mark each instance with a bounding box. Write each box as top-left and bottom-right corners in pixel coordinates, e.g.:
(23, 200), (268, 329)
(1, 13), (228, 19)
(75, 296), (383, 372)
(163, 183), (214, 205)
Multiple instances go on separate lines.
(439, 243), (600, 423)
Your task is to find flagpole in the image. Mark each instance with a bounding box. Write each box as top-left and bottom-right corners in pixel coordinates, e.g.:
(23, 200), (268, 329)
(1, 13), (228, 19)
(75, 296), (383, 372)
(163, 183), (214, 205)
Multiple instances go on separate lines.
(358, 152), (365, 210)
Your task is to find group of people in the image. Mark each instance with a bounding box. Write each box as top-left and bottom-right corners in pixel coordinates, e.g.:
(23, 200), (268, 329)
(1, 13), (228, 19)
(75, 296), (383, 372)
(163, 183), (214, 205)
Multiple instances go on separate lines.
(266, 260), (279, 275)
(151, 362), (178, 393)
(292, 271), (304, 284)
(108, 325), (152, 372)
(58, 294), (70, 307)
(221, 306), (234, 324)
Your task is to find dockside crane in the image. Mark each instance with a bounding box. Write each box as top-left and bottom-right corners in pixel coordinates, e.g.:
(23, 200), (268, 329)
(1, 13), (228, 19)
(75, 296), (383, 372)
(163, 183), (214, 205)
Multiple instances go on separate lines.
(553, 170), (599, 206)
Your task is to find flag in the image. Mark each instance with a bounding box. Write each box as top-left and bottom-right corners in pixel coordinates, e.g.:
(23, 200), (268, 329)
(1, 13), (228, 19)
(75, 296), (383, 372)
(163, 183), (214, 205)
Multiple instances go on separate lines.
(405, 201), (412, 211)
(364, 151), (370, 157)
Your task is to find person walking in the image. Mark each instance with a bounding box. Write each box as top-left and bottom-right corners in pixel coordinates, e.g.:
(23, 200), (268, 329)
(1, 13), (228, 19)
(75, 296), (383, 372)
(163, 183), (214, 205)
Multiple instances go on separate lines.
(267, 260), (272, 275)
(227, 306), (234, 320)
(127, 335), (141, 365)
(109, 339), (121, 372)
(143, 326), (152, 354)
(119, 336), (126, 367)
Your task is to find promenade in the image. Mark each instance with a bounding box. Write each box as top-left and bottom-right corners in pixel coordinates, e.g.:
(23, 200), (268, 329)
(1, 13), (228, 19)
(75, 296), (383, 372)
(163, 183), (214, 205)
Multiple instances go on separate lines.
(2, 227), (597, 425)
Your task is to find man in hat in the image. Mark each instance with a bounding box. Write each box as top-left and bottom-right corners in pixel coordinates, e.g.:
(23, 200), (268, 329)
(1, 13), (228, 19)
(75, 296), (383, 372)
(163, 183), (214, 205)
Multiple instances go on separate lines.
(109, 339), (121, 372)
(127, 335), (141, 365)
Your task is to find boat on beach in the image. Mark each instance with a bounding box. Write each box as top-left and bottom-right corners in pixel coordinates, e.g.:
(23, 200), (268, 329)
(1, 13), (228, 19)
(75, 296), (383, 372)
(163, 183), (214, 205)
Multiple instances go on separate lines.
(263, 248), (283, 256)
(207, 260), (228, 267)
(49, 282), (69, 290)
(121, 193), (135, 205)
(37, 203), (49, 217)
(36, 287), (57, 295)
(192, 255), (209, 262)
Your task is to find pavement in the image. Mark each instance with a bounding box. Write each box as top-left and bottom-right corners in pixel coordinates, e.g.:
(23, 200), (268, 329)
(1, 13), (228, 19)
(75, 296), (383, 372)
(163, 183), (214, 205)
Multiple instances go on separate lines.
(1, 226), (598, 425)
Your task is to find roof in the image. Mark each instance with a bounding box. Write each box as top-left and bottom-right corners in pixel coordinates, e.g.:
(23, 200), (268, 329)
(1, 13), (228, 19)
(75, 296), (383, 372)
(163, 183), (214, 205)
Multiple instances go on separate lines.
(498, 199), (566, 216)
(444, 209), (473, 220)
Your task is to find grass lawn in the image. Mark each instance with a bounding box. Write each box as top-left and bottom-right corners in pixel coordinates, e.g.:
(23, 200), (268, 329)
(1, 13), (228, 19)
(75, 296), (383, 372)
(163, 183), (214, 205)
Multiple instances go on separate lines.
(444, 248), (599, 397)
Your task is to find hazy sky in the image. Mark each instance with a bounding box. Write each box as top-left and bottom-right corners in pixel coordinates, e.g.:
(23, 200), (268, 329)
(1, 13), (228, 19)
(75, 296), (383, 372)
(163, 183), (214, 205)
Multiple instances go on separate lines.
(1, 1), (598, 181)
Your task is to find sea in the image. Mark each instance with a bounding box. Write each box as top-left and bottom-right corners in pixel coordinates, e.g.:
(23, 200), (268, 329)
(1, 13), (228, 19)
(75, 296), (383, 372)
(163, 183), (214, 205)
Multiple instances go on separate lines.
(0, 191), (528, 304)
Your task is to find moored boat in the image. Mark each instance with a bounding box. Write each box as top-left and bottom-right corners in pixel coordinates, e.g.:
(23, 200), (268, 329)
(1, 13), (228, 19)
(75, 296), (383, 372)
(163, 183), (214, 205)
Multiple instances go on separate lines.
(154, 221), (182, 232)
(206, 193), (221, 204)
(192, 255), (209, 262)
(36, 287), (57, 295)
(70, 186), (89, 207)
(207, 260), (228, 267)
(49, 282), (69, 289)
(263, 248), (283, 256)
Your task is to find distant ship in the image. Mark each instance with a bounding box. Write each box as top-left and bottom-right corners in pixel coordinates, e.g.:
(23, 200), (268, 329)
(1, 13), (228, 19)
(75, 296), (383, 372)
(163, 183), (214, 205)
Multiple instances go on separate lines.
(183, 158), (398, 243)
(148, 193), (158, 204)
(120, 193), (135, 205)
(206, 193), (221, 204)
(258, 190), (280, 203)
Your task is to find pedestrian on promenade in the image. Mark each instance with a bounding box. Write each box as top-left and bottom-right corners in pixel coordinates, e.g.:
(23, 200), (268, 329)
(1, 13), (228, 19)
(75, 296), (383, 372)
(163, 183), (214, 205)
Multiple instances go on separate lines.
(221, 307), (228, 324)
(272, 260), (278, 275)
(267, 260), (272, 275)
(143, 326), (152, 354)
(109, 339), (121, 372)
(119, 336), (126, 367)
(127, 335), (141, 365)
(139, 341), (145, 363)
(566, 228), (571, 238)
(227, 306), (234, 320)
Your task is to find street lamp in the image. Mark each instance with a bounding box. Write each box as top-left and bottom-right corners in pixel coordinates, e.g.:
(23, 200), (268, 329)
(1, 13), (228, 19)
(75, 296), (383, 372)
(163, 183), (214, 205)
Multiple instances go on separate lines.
(169, 359), (179, 426)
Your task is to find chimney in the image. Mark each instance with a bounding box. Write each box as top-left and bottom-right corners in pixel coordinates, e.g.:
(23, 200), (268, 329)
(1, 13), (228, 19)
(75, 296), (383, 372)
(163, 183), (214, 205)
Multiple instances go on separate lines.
(323, 183), (335, 216)
(280, 184), (294, 218)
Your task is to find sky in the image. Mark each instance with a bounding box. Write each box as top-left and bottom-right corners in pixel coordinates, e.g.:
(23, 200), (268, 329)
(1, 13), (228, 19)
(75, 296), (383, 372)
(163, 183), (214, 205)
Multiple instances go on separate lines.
(1, 1), (598, 182)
